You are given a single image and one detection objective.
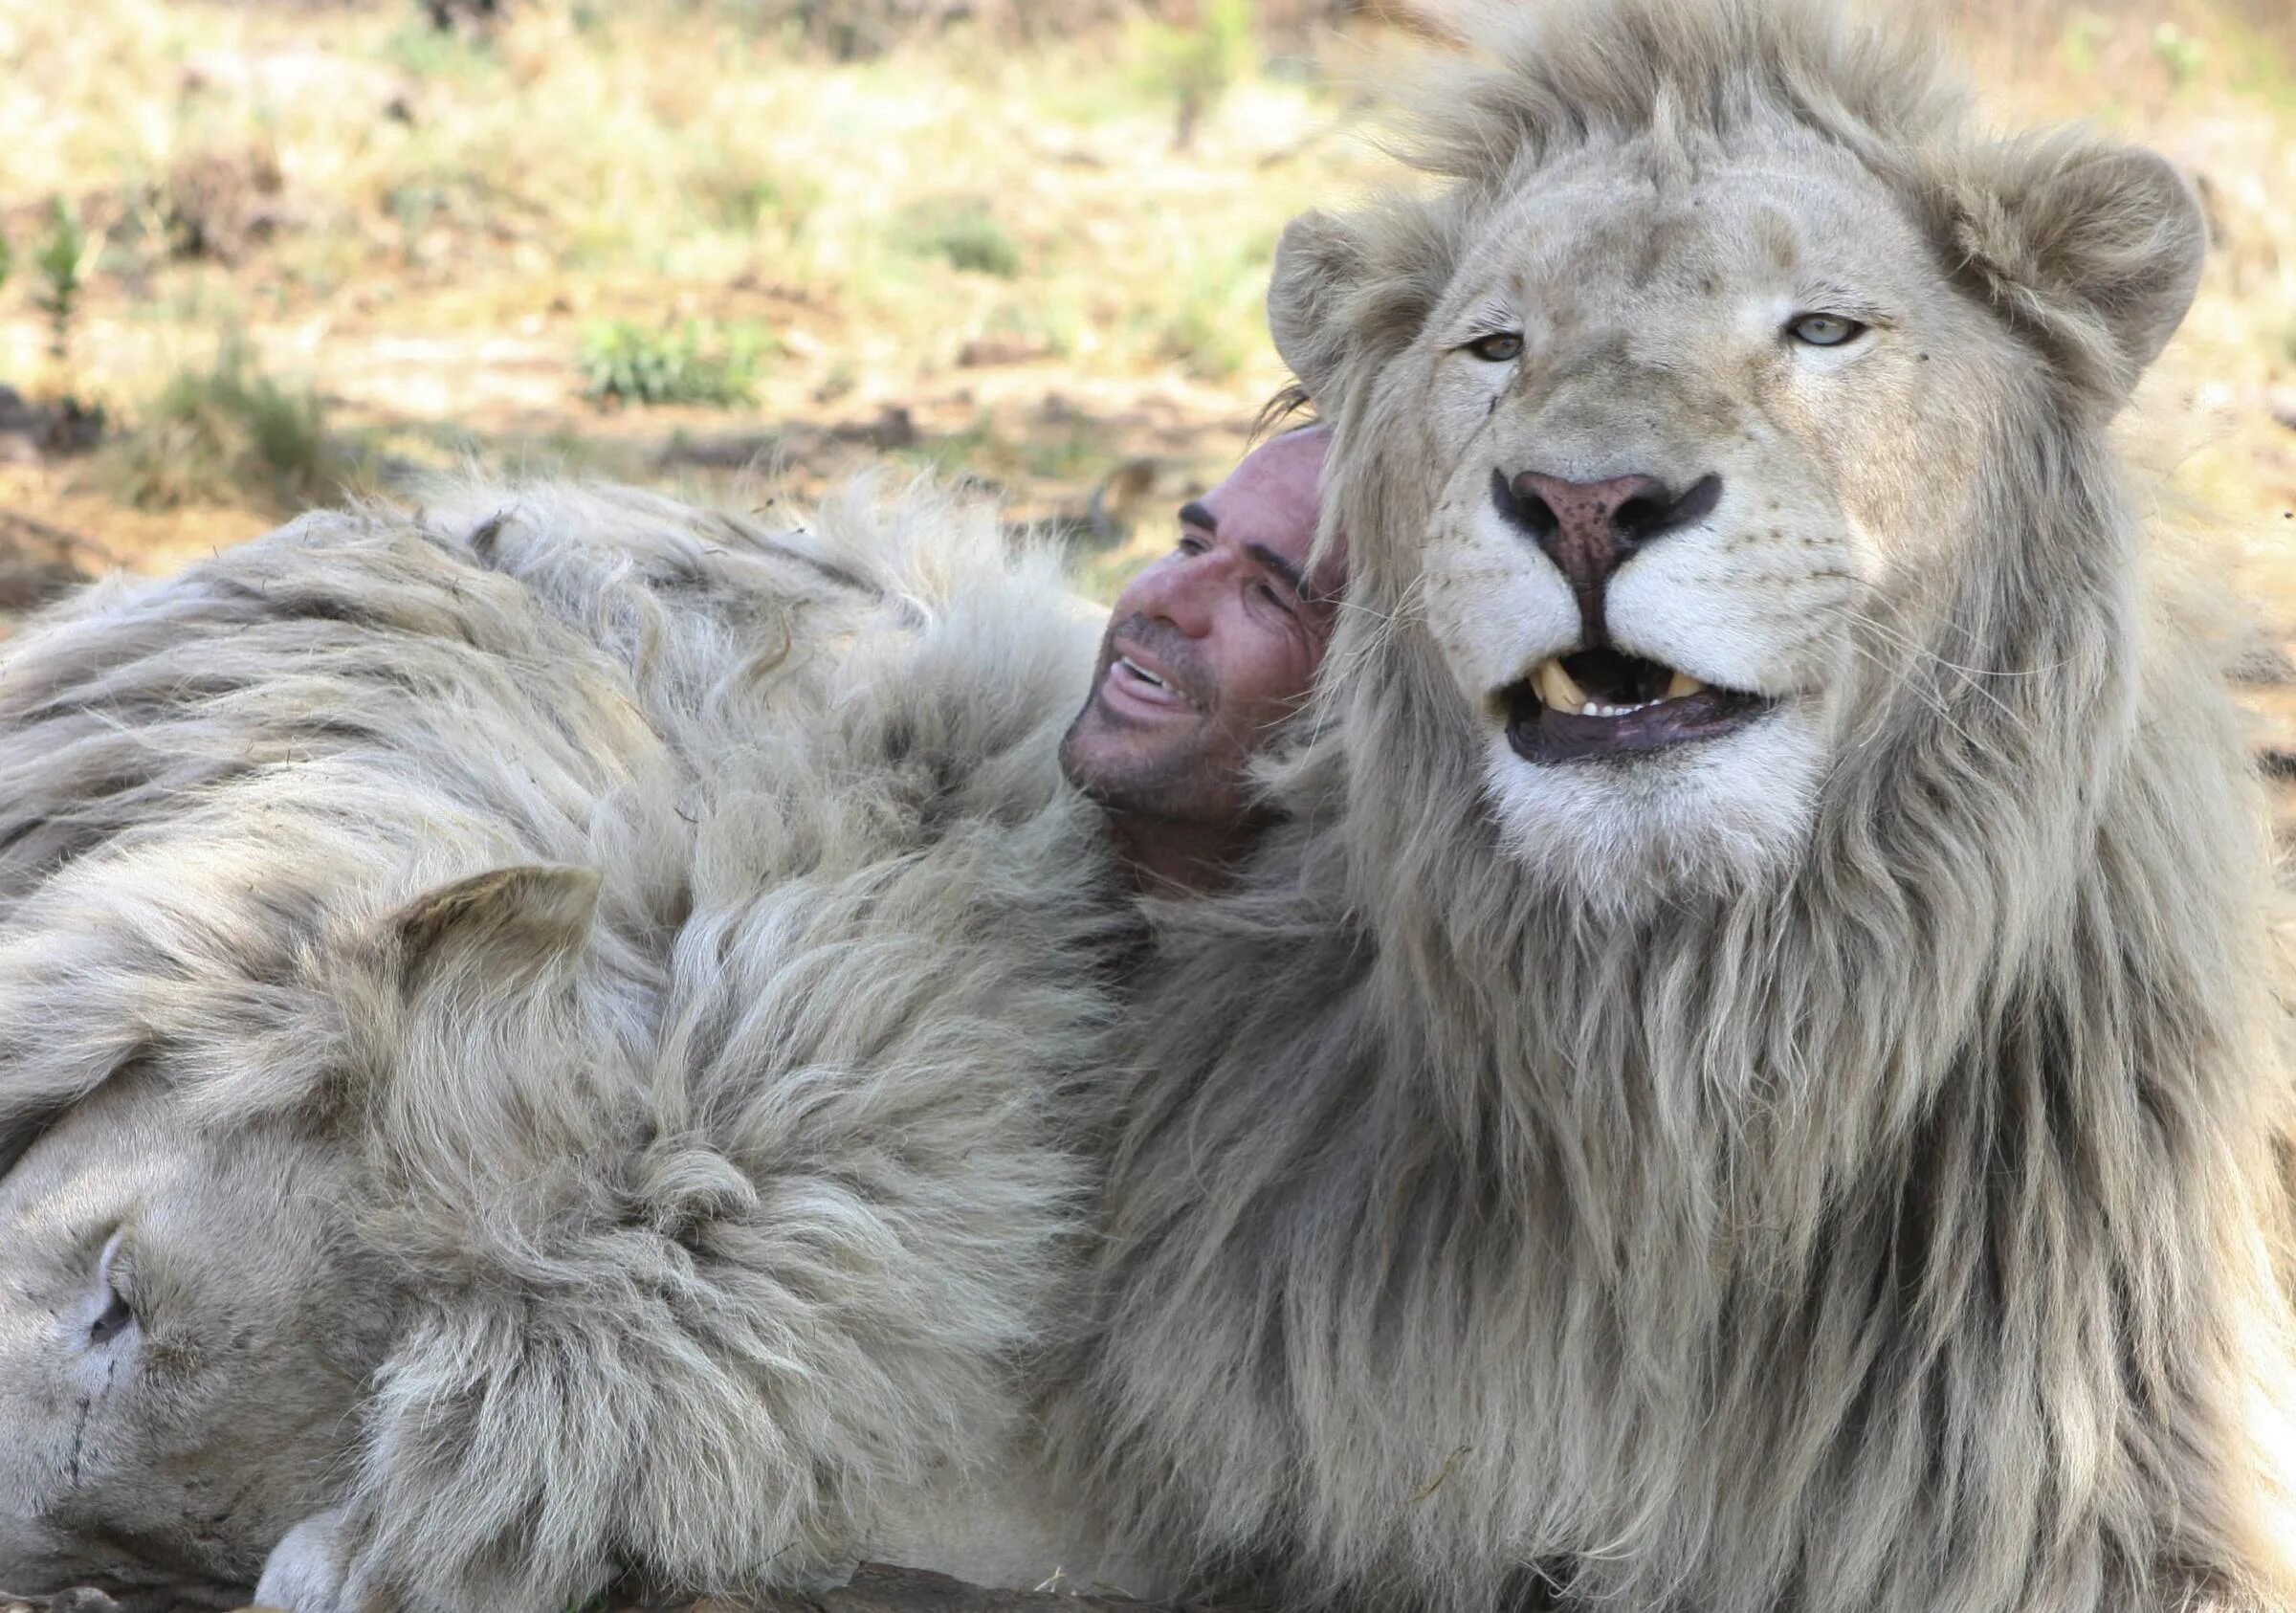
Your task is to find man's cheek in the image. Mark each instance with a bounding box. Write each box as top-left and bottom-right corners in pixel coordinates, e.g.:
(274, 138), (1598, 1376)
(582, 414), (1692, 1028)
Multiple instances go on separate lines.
(1247, 644), (1313, 715)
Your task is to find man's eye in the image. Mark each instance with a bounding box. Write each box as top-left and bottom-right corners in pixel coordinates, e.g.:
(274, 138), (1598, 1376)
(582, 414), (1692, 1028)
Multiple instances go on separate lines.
(1465, 331), (1524, 363)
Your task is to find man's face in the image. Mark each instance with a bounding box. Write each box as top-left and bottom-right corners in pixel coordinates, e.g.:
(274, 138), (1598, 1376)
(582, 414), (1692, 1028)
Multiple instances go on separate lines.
(1061, 427), (1337, 827)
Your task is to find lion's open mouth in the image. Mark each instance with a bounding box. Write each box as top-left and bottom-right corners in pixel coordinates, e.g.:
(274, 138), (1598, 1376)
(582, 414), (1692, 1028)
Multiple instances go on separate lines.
(1499, 648), (1774, 763)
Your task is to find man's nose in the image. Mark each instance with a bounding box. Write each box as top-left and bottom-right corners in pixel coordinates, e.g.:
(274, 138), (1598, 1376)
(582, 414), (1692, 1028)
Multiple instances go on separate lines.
(1136, 558), (1224, 638)
(1490, 467), (1722, 642)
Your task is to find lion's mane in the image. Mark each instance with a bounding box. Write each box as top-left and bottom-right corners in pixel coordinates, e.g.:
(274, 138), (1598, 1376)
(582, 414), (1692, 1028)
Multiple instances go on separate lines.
(1058, 4), (2296, 1611)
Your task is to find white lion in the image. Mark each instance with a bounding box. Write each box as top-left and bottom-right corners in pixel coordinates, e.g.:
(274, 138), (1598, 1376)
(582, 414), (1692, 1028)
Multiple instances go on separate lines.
(1055, 2), (2296, 1611)
(0, 480), (1142, 1611)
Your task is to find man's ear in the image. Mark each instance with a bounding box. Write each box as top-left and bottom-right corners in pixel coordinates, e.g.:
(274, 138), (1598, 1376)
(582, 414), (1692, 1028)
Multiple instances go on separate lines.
(1949, 135), (2206, 406)
(385, 863), (600, 995)
(1269, 201), (1458, 409)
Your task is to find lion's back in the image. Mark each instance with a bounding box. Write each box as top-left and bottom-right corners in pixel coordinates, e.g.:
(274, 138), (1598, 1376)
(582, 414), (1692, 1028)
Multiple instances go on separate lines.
(0, 475), (1101, 918)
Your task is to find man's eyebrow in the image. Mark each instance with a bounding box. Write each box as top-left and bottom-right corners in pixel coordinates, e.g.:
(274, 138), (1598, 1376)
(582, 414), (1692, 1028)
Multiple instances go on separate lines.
(1177, 500), (1317, 601)
(1245, 542), (1308, 599)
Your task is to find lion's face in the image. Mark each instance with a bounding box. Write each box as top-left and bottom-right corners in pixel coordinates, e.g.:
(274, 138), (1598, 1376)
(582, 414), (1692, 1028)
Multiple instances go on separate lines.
(1273, 58), (2203, 906)
(0, 807), (572, 1609)
(0, 1078), (391, 1610)
(1411, 137), (2023, 893)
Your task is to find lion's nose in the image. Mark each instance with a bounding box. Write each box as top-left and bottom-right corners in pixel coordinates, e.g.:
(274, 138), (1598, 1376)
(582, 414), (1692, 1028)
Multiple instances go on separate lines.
(1490, 468), (1723, 641)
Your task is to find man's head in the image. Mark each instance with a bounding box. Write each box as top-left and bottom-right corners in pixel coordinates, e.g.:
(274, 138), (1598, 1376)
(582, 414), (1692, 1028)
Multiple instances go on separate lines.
(1061, 426), (1339, 883)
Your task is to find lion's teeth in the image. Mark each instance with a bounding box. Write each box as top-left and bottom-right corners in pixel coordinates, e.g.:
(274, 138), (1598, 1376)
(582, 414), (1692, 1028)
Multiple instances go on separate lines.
(1536, 660), (1711, 718)
(1536, 659), (1589, 713)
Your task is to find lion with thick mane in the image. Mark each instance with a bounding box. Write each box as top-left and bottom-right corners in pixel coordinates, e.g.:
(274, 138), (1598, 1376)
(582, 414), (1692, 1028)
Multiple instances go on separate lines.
(1052, 2), (2296, 1611)
(0, 481), (1143, 1610)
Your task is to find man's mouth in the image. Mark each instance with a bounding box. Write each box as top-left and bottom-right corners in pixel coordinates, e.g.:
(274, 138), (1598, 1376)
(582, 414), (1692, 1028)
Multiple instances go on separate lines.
(1102, 652), (1201, 718)
(1498, 648), (1774, 762)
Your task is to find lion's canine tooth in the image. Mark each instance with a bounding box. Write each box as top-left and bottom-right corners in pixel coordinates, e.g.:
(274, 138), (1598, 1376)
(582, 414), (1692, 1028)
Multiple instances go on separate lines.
(1535, 659), (1589, 714)
(1665, 670), (1706, 700)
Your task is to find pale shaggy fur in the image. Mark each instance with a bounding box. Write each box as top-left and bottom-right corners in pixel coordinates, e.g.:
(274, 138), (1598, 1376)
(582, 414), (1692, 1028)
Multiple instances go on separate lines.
(0, 478), (1137, 1611)
(1057, 3), (2296, 1611)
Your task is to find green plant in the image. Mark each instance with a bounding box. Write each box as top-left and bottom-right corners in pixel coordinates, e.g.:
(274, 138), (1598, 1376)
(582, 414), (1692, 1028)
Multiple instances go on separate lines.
(2217, 8), (2296, 109)
(815, 355), (860, 403)
(383, 19), (497, 79)
(890, 196), (1024, 278)
(695, 166), (819, 237)
(1155, 247), (1265, 380)
(2152, 21), (2207, 92)
(579, 318), (771, 407)
(33, 199), (94, 365)
(2061, 10), (2110, 77)
(386, 182), (453, 264)
(1139, 0), (1257, 148)
(97, 338), (345, 513)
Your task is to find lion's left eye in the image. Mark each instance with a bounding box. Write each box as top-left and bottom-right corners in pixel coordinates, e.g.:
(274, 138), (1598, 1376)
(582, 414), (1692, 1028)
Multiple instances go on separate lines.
(1787, 313), (1867, 347)
(1465, 331), (1524, 363)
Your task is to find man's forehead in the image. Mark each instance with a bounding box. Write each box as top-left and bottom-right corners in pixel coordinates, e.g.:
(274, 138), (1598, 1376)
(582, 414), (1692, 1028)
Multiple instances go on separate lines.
(1198, 430), (1327, 552)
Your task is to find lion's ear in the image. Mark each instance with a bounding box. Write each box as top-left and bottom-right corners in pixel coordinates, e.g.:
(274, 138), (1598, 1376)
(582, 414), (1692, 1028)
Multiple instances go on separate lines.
(385, 863), (600, 994)
(1269, 210), (1370, 401)
(1269, 203), (1456, 409)
(1954, 138), (2206, 404)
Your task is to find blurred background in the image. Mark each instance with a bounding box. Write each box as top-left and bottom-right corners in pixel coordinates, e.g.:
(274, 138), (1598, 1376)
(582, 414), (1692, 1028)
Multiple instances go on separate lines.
(0, 0), (2289, 800)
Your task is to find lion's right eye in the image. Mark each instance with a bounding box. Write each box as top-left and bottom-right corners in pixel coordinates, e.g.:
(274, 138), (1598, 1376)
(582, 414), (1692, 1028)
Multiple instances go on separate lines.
(1787, 312), (1867, 347)
(87, 1227), (138, 1348)
(1464, 332), (1524, 363)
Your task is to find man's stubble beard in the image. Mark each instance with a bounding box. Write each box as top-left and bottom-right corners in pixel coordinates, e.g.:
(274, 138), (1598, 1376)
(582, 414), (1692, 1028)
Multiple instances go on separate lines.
(1059, 698), (1247, 829)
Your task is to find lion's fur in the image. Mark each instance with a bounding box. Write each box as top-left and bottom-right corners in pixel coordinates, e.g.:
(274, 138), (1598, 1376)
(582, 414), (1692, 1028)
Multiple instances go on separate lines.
(1058, 3), (2296, 1611)
(0, 479), (1134, 1610)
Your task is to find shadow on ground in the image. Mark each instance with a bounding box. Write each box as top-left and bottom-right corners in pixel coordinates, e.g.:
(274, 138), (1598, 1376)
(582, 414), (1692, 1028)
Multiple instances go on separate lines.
(1, 1563), (1180, 1613)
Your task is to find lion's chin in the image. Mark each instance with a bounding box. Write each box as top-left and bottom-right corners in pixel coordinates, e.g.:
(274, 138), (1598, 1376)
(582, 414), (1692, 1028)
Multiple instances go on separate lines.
(1480, 692), (1826, 908)
(1499, 648), (1777, 764)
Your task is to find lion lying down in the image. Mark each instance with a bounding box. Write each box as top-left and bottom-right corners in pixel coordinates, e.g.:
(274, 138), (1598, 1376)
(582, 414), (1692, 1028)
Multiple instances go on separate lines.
(0, 481), (1150, 1611)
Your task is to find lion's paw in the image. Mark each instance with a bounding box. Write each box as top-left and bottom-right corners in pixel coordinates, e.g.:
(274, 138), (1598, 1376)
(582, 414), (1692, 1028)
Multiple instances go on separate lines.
(252, 1512), (364, 1613)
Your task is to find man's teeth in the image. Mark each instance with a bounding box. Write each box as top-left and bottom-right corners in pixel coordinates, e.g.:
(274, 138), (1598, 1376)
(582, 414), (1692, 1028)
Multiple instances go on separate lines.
(1121, 656), (1168, 690)
(1531, 659), (1708, 717)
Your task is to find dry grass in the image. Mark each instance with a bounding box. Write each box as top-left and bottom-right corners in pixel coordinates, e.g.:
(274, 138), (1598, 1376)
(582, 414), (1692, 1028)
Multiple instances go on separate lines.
(0, 0), (2285, 611)
(0, 0), (1379, 583)
(92, 334), (352, 514)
